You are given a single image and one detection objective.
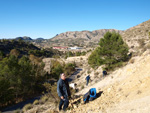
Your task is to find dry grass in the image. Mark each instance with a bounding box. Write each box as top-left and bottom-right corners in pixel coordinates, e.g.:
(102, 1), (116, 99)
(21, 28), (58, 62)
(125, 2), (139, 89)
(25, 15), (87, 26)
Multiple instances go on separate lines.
(87, 70), (91, 74)
(81, 85), (85, 90)
(22, 103), (33, 112)
(33, 99), (39, 105)
(129, 59), (135, 64)
(118, 88), (122, 92)
(40, 95), (49, 104)
(125, 93), (130, 97)
(137, 90), (142, 94)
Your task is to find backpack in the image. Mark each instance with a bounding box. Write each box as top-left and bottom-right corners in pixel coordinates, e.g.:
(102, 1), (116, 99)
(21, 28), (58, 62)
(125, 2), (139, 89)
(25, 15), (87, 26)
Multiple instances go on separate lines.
(83, 88), (96, 103)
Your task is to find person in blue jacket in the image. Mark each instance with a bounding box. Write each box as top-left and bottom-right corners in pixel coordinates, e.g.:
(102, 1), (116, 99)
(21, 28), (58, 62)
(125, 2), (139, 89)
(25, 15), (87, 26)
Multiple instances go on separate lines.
(85, 75), (90, 86)
(57, 73), (71, 111)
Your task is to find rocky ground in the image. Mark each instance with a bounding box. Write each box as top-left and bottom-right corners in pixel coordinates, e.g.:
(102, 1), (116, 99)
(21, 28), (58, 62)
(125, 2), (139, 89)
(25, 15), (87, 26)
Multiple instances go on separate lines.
(66, 50), (150, 113)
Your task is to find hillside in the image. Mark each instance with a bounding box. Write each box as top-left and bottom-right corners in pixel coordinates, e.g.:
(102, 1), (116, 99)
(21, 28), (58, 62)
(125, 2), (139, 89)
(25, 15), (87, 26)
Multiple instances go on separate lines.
(21, 50), (150, 113)
(0, 39), (39, 55)
(0, 40), (62, 57)
(33, 19), (150, 49)
(48, 29), (122, 47)
(68, 50), (150, 113)
(122, 19), (150, 51)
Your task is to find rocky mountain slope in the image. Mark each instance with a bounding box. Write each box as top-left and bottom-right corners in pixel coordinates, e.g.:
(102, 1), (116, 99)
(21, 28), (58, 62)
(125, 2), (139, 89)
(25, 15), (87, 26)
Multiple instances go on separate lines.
(48, 29), (122, 47)
(51, 29), (122, 41)
(122, 19), (150, 51)
(49, 19), (150, 50)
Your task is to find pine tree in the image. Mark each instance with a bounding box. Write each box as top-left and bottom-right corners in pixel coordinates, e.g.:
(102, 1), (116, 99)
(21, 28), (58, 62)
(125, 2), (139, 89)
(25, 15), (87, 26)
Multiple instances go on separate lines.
(88, 32), (129, 70)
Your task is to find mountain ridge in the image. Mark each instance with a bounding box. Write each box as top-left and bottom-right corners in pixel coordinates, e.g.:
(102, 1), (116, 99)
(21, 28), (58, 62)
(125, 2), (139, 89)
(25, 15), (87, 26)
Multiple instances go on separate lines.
(50, 29), (123, 41)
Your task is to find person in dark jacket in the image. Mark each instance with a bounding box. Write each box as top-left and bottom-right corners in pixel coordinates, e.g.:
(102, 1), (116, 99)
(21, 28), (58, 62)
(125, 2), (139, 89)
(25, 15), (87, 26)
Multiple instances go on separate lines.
(57, 73), (71, 111)
(85, 75), (90, 86)
(103, 70), (107, 78)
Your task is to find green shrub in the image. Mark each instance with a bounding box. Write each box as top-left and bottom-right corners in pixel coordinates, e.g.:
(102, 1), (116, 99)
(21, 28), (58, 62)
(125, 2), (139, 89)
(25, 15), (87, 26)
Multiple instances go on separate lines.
(50, 60), (76, 79)
(0, 55), (46, 107)
(81, 51), (86, 55)
(50, 60), (63, 79)
(64, 63), (76, 76)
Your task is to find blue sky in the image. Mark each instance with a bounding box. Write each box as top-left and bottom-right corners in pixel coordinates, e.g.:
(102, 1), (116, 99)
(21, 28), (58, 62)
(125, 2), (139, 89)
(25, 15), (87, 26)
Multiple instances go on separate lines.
(0, 0), (150, 39)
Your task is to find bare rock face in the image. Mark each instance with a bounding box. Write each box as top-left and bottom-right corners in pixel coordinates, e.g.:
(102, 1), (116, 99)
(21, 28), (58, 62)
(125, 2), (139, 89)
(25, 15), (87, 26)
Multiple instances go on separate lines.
(50, 19), (150, 49)
(122, 19), (150, 50)
(48, 29), (122, 47)
(51, 29), (122, 42)
(35, 19), (150, 50)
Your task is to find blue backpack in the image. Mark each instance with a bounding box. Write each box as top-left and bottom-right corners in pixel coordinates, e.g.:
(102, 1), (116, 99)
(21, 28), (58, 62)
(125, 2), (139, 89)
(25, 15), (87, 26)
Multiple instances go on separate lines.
(83, 88), (96, 103)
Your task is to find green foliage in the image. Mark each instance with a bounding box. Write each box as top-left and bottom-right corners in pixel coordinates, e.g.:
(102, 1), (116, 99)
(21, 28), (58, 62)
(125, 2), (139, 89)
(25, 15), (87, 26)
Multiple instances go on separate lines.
(0, 77), (13, 105)
(81, 51), (86, 55)
(50, 60), (76, 79)
(0, 39), (62, 58)
(65, 51), (87, 58)
(88, 32), (129, 70)
(0, 55), (46, 108)
(88, 47), (103, 68)
(0, 51), (4, 60)
(76, 52), (81, 56)
(51, 60), (63, 79)
(28, 49), (53, 57)
(68, 51), (74, 57)
(64, 63), (76, 76)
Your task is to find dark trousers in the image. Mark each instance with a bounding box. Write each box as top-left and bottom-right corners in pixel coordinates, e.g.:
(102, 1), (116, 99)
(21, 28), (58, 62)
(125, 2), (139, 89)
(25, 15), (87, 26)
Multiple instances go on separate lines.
(59, 97), (69, 111)
(86, 80), (89, 86)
